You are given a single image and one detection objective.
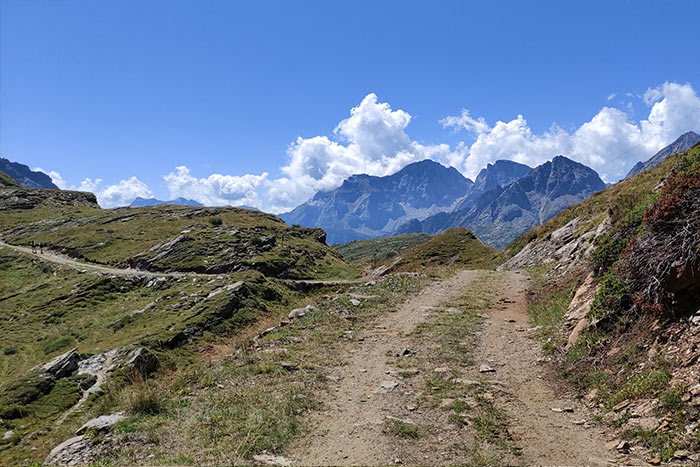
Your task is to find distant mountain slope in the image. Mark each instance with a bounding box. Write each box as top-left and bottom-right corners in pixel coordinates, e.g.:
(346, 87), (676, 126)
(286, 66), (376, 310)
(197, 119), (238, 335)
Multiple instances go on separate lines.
(626, 131), (700, 178)
(0, 157), (58, 189)
(130, 196), (203, 207)
(280, 159), (474, 244)
(398, 156), (606, 249)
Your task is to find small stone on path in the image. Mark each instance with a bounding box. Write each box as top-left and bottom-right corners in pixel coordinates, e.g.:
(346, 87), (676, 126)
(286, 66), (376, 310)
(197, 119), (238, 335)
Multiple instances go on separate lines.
(479, 364), (495, 373)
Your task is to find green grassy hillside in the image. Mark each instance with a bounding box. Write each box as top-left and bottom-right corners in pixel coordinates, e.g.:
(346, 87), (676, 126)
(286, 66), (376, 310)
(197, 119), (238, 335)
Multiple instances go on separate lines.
(385, 227), (501, 273)
(0, 205), (356, 280)
(335, 233), (432, 263)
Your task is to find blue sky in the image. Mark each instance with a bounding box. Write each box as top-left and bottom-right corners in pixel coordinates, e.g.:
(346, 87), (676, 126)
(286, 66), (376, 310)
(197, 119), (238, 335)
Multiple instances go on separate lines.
(2, 0), (700, 209)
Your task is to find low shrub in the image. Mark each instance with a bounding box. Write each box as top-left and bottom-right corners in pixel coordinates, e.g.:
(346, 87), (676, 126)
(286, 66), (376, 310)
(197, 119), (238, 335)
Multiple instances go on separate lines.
(43, 336), (73, 355)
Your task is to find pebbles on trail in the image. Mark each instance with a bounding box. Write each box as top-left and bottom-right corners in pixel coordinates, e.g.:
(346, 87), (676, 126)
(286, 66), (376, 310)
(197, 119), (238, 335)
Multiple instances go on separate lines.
(378, 380), (399, 392)
(252, 454), (295, 466)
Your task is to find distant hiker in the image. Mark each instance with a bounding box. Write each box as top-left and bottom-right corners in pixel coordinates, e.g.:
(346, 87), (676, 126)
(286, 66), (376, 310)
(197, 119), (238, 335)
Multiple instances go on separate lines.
(31, 241), (36, 253)
(39, 243), (43, 254)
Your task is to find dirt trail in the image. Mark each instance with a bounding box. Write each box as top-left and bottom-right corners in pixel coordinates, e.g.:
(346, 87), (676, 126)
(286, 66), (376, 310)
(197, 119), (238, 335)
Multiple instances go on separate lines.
(477, 271), (622, 466)
(290, 270), (480, 466)
(0, 241), (361, 286)
(289, 270), (622, 466)
(0, 240), (189, 278)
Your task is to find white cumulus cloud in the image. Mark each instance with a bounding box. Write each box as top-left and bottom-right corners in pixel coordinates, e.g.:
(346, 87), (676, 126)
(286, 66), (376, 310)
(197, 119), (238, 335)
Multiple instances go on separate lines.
(442, 81), (700, 181)
(164, 166), (269, 207)
(75, 176), (153, 208)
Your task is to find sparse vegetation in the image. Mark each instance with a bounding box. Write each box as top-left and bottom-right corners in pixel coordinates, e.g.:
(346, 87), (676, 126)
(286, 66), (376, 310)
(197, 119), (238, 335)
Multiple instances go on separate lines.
(385, 418), (420, 439)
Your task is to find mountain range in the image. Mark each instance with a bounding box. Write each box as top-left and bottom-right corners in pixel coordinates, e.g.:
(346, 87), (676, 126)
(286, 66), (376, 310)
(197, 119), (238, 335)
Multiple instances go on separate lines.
(280, 159), (475, 244)
(626, 131), (700, 178)
(0, 157), (58, 189)
(281, 155), (606, 247)
(397, 156), (606, 248)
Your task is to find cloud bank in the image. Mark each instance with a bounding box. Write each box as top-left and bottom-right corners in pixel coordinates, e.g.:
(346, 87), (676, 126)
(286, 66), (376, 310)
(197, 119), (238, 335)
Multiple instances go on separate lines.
(46, 82), (700, 210)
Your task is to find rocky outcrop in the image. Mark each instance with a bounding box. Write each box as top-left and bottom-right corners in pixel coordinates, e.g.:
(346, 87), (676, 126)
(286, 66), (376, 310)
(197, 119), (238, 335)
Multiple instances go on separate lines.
(37, 348), (80, 378)
(0, 187), (98, 210)
(45, 413), (126, 465)
(563, 273), (600, 350)
(500, 217), (610, 273)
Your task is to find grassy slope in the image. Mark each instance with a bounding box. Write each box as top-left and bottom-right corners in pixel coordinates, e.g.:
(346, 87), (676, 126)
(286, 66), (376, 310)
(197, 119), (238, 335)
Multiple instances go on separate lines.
(0, 205), (356, 280)
(335, 233), (432, 263)
(515, 144), (700, 461)
(387, 227), (501, 273)
(0, 170), (20, 187)
(0, 203), (360, 463)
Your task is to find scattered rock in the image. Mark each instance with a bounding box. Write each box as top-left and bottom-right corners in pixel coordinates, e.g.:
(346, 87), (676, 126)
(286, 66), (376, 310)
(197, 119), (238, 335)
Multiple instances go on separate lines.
(76, 413), (127, 435)
(252, 453), (294, 466)
(434, 367), (452, 379)
(648, 457), (662, 465)
(400, 348), (416, 357)
(551, 407), (574, 413)
(625, 416), (659, 432)
(612, 400), (631, 412)
(479, 364), (495, 373)
(406, 404), (417, 411)
(288, 304), (317, 320)
(123, 347), (159, 376)
(260, 327), (277, 337)
(399, 368), (420, 377)
(349, 298), (361, 306)
(616, 440), (630, 452)
(3, 430), (14, 440)
(673, 450), (691, 459)
(379, 380), (399, 392)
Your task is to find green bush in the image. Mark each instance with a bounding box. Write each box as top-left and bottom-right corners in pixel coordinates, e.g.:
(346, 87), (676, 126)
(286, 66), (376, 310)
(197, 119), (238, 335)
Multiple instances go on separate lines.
(43, 336), (73, 355)
(3, 346), (17, 355)
(589, 272), (630, 320)
(209, 217), (223, 226)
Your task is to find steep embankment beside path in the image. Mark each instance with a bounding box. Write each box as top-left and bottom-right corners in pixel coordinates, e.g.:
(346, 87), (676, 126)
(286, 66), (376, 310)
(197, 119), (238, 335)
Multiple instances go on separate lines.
(501, 142), (700, 463)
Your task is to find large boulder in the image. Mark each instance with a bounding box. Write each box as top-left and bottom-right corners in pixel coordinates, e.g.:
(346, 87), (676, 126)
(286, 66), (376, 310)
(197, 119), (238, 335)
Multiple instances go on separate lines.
(75, 412), (127, 435)
(39, 348), (80, 378)
(122, 347), (159, 376)
(44, 436), (94, 466)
